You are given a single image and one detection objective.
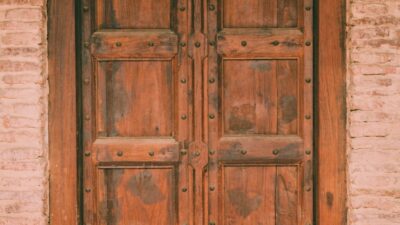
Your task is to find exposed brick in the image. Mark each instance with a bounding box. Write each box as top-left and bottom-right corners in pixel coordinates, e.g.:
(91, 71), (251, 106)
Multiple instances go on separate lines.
(0, 0), (47, 224)
(348, 0), (400, 224)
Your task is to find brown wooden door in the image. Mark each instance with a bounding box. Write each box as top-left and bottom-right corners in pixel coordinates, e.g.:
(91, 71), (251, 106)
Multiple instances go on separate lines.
(81, 0), (313, 225)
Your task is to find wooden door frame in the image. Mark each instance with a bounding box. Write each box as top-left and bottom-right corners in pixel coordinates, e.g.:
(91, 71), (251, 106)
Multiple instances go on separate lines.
(48, 0), (347, 224)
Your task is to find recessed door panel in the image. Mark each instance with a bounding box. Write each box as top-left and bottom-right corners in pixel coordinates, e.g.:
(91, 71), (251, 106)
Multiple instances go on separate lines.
(96, 60), (174, 137)
(96, 0), (172, 29)
(97, 167), (176, 225)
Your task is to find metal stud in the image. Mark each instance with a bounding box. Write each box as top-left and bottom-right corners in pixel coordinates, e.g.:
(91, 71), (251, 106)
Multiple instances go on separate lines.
(180, 149), (187, 155)
(208, 4), (215, 11)
(209, 186), (215, 191)
(85, 115), (90, 121)
(217, 35), (224, 41)
(84, 78), (90, 84)
(306, 186), (312, 192)
(195, 42), (201, 48)
(305, 6), (312, 11)
(195, 151), (200, 157)
(181, 114), (187, 120)
(305, 149), (311, 155)
(149, 151), (155, 157)
(83, 6), (89, 12)
(209, 222), (216, 225)
(209, 114), (215, 119)
(182, 187), (188, 192)
(209, 150), (215, 155)
(240, 149), (247, 155)
(305, 41), (312, 46)
(273, 149), (279, 155)
(180, 42), (186, 47)
(180, 79), (187, 84)
(272, 40), (280, 46)
(84, 42), (90, 48)
(117, 151), (123, 157)
(85, 188), (91, 193)
(209, 78), (215, 83)
(148, 41), (154, 47)
(115, 42), (122, 47)
(84, 151), (91, 157)
(305, 78), (312, 83)
(179, 6), (186, 11)
(241, 41), (247, 47)
(209, 41), (216, 46)
(305, 115), (312, 120)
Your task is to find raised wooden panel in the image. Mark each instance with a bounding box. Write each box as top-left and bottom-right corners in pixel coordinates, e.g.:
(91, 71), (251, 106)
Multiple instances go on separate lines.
(98, 167), (176, 225)
(222, 0), (299, 28)
(223, 59), (298, 135)
(222, 165), (298, 225)
(96, 0), (172, 29)
(96, 60), (174, 137)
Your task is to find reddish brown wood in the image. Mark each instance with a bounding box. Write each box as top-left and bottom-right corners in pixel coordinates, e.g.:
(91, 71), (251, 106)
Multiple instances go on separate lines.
(318, 0), (348, 224)
(48, 0), (77, 224)
(48, 0), (347, 224)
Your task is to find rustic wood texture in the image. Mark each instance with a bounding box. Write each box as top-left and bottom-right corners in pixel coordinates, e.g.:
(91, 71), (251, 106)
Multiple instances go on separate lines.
(318, 0), (348, 224)
(223, 0), (298, 28)
(48, 0), (77, 224)
(96, 0), (171, 29)
(96, 60), (174, 137)
(97, 167), (176, 225)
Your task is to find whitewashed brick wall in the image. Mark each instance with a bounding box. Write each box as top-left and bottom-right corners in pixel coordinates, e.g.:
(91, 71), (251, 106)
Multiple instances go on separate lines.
(0, 0), (48, 224)
(348, 0), (400, 224)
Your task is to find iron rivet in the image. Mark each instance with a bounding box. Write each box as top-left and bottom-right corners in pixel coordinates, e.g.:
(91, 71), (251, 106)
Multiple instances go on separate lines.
(209, 186), (215, 191)
(84, 78), (90, 84)
(84, 42), (90, 48)
(272, 40), (280, 46)
(240, 149), (247, 155)
(209, 114), (215, 119)
(305, 6), (312, 11)
(273, 149), (279, 155)
(208, 4), (215, 11)
(209, 78), (215, 83)
(179, 6), (186, 11)
(148, 41), (154, 47)
(209, 41), (216, 46)
(204, 167), (208, 172)
(305, 115), (312, 120)
(180, 79), (187, 84)
(180, 149), (187, 155)
(182, 187), (187, 192)
(85, 115), (90, 120)
(84, 151), (91, 157)
(195, 42), (201, 48)
(195, 151), (200, 157)
(305, 78), (312, 83)
(305, 149), (311, 155)
(209, 150), (215, 155)
(85, 188), (91, 193)
(209, 222), (216, 225)
(149, 151), (155, 157)
(180, 42), (186, 47)
(117, 151), (123, 157)
(83, 6), (89, 12)
(115, 42), (122, 47)
(241, 41), (247, 47)
(305, 41), (312, 46)
(181, 114), (187, 120)
(306, 186), (312, 192)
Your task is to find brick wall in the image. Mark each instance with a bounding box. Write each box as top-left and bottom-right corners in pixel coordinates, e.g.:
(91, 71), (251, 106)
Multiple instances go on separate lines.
(348, 0), (400, 224)
(0, 0), (48, 224)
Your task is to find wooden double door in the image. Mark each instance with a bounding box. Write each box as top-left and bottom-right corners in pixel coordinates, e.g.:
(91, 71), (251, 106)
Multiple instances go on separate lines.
(81, 0), (313, 224)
